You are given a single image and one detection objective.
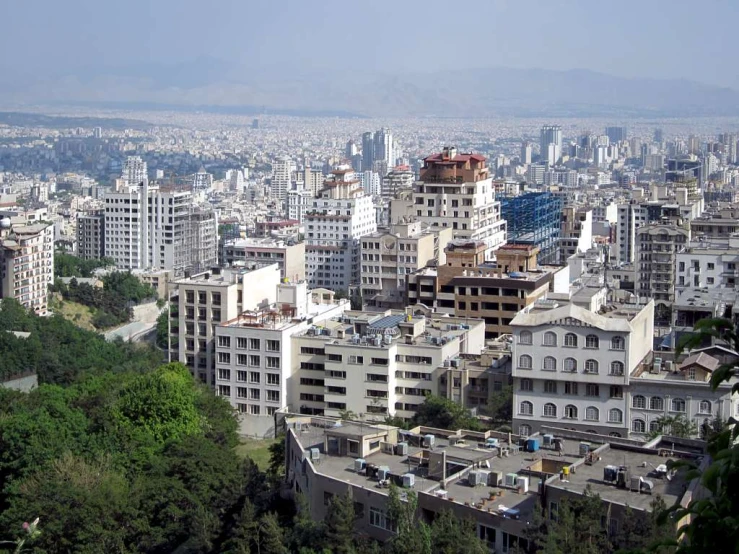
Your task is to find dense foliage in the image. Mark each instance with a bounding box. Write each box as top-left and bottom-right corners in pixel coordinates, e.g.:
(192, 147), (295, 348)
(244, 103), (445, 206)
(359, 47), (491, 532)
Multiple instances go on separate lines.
(54, 252), (114, 278)
(51, 271), (156, 329)
(0, 298), (161, 384)
(411, 394), (482, 431)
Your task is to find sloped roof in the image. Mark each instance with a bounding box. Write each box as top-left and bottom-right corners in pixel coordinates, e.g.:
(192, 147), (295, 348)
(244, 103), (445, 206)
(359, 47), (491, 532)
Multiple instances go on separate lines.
(678, 352), (720, 373)
(510, 303), (633, 332)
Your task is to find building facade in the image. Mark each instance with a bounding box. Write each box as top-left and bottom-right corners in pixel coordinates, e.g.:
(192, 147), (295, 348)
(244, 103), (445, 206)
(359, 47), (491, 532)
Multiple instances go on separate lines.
(76, 210), (105, 260)
(222, 237), (306, 281)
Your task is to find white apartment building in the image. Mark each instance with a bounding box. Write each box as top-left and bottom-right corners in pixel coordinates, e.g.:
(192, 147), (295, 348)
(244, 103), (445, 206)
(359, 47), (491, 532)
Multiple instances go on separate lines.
(395, 147), (506, 260)
(171, 264), (282, 385)
(511, 291), (655, 438)
(360, 221), (453, 310)
(360, 171), (381, 196)
(381, 166), (415, 198)
(676, 236), (739, 292)
(271, 156), (295, 202)
(614, 203), (648, 264)
(214, 283), (349, 436)
(104, 183), (217, 276)
(304, 166), (377, 291)
(0, 218), (54, 315)
(121, 155), (148, 186)
(558, 207), (593, 264)
(287, 189), (313, 224)
(290, 310), (485, 421)
(222, 237), (305, 281)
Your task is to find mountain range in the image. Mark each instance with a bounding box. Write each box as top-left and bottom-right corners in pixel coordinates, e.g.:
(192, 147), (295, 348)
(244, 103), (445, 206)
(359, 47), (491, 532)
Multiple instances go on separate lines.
(3, 60), (739, 118)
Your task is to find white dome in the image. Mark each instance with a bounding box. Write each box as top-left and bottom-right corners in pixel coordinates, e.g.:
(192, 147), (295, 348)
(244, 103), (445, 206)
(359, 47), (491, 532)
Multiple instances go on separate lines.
(0, 217), (11, 229)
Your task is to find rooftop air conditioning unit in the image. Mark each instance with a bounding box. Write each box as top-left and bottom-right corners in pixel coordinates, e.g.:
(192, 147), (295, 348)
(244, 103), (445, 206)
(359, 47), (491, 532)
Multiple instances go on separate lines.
(468, 470), (483, 486)
(310, 448), (320, 461)
(505, 473), (518, 487)
(403, 473), (415, 488)
(354, 458), (366, 473)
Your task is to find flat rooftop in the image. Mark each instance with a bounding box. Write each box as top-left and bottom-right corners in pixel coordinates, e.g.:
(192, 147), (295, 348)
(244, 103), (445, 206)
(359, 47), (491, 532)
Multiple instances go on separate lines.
(547, 446), (692, 511)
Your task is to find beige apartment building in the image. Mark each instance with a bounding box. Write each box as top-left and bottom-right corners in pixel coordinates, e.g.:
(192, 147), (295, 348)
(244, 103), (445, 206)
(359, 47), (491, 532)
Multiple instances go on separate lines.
(222, 237), (305, 281)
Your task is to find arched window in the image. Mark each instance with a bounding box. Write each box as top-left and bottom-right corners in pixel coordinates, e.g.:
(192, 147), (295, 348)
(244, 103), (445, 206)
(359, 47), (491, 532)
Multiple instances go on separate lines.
(632, 419), (646, 433)
(610, 361), (625, 376)
(608, 408), (623, 423)
(584, 359), (599, 374)
(519, 401), (533, 416)
(543, 331), (557, 346)
(519, 330), (533, 345)
(671, 398), (686, 413)
(519, 424), (531, 437)
(543, 356), (557, 371)
(520, 378), (533, 392)
(564, 358), (577, 372)
(564, 405), (578, 419)
(543, 403), (557, 417)
(519, 355), (532, 369)
(650, 396), (664, 411)
(585, 406), (599, 421)
(609, 432), (622, 438)
(564, 333), (578, 347)
(585, 334), (599, 349)
(632, 395), (646, 409)
(649, 420), (661, 433)
(611, 336), (625, 350)
(698, 400), (712, 414)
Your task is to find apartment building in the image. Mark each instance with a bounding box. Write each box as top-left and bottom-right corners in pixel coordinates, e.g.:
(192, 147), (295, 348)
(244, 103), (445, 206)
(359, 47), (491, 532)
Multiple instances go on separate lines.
(381, 165), (415, 198)
(558, 207), (593, 264)
(76, 209), (105, 260)
(511, 290), (655, 438)
(0, 218), (54, 315)
(391, 147), (506, 260)
(676, 235), (739, 292)
(360, 220), (453, 310)
(304, 166), (377, 291)
(284, 416), (697, 553)
(407, 242), (567, 339)
(214, 282), (349, 436)
(290, 310), (485, 421)
(104, 183), (217, 276)
(222, 237), (305, 281)
(171, 264), (282, 385)
(635, 222), (690, 326)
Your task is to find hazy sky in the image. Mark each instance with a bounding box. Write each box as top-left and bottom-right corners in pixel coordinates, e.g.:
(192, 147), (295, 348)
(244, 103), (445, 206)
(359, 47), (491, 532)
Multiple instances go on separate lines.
(2, 0), (737, 88)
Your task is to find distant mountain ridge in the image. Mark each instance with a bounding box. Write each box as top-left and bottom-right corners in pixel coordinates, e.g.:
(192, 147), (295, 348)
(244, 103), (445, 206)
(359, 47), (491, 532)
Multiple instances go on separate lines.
(3, 62), (739, 117)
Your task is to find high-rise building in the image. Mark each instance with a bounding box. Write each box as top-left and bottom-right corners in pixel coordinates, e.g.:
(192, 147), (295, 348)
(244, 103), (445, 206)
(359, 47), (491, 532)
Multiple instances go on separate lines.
(0, 217), (54, 315)
(271, 156), (295, 202)
(287, 189), (313, 224)
(605, 126), (627, 143)
(304, 166), (377, 291)
(396, 147), (506, 259)
(500, 192), (562, 265)
(192, 167), (214, 190)
(374, 128), (394, 168)
(303, 166), (324, 197)
(360, 171), (381, 196)
(381, 165), (415, 199)
(539, 125), (562, 166)
(520, 141), (532, 165)
(77, 209), (105, 260)
(345, 139), (358, 160)
(121, 156), (148, 186)
(222, 237), (306, 282)
(104, 183), (217, 276)
(654, 128), (664, 143)
(361, 132), (375, 173)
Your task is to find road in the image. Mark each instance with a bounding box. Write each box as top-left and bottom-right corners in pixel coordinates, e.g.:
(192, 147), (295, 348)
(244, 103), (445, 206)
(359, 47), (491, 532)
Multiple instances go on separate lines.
(104, 301), (162, 342)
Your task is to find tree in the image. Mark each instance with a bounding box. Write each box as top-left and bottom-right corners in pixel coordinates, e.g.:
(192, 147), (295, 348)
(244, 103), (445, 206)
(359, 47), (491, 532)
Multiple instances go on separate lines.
(258, 512), (288, 554)
(324, 489), (357, 554)
(429, 509), (487, 554)
(647, 415), (698, 439)
(412, 394), (481, 430)
(387, 485), (431, 554)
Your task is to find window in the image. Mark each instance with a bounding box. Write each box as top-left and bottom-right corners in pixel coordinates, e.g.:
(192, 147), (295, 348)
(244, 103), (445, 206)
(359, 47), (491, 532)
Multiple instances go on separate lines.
(519, 424), (531, 437)
(519, 401), (533, 415)
(632, 419), (646, 433)
(349, 355), (364, 364)
(266, 373), (280, 386)
(217, 369), (231, 381)
(564, 405), (578, 419)
(371, 357), (388, 366)
(633, 395), (646, 409)
(610, 386), (623, 399)
(564, 358), (577, 372)
(249, 338), (261, 350)
(249, 355), (260, 367)
(650, 396), (664, 411)
(687, 367), (696, 381)
(249, 404), (260, 415)
(544, 380), (557, 394)
(217, 385), (231, 397)
(266, 339), (280, 352)
(585, 334), (599, 349)
(564, 382), (578, 395)
(266, 356), (280, 369)
(543, 356), (557, 371)
(586, 384), (600, 397)
(218, 336), (231, 348)
(518, 355), (532, 369)
(217, 352), (230, 364)
(249, 371), (260, 383)
(564, 333), (578, 347)
(236, 337), (248, 349)
(543, 403), (557, 417)
(649, 420), (661, 433)
(608, 408), (623, 423)
(236, 370), (248, 382)
(543, 332), (557, 346)
(610, 361), (624, 376)
(584, 359), (599, 374)
(671, 398), (686, 412)
(266, 390), (280, 403)
(698, 400), (712, 414)
(369, 507), (395, 532)
(585, 406), (599, 421)
(520, 378), (533, 392)
(519, 331), (533, 345)
(249, 388), (260, 400)
(611, 336), (625, 350)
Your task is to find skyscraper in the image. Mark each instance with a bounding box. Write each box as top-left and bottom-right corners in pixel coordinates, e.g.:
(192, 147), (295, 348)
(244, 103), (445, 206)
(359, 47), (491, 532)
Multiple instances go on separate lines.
(271, 156), (295, 202)
(539, 125), (562, 167)
(520, 141), (532, 165)
(361, 132), (375, 173)
(605, 126), (627, 143)
(374, 128), (394, 168)
(121, 156), (148, 186)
